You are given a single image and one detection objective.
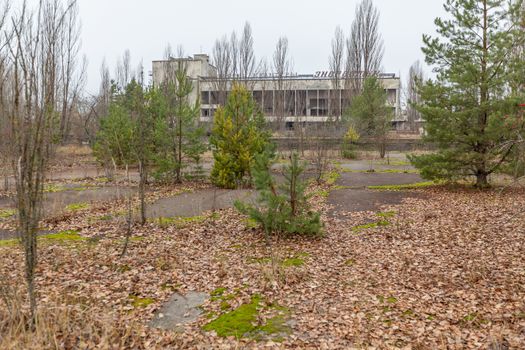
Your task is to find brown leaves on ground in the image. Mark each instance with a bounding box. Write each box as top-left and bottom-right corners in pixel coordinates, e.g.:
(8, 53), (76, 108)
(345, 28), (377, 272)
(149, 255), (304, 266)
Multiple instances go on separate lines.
(0, 184), (524, 349)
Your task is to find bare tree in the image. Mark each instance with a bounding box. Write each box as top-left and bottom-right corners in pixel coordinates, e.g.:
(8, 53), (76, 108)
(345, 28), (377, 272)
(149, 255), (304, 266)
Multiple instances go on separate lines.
(0, 0), (11, 191)
(211, 35), (231, 106)
(239, 22), (256, 83)
(116, 49), (132, 89)
(58, 0), (84, 143)
(272, 36), (292, 132)
(5, 0), (77, 325)
(407, 60), (424, 132)
(229, 31), (239, 80)
(345, 0), (384, 97)
(329, 26), (345, 119)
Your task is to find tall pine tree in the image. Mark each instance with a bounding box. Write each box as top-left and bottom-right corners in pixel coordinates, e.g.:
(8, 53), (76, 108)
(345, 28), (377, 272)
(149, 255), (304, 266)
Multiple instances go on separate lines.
(410, 0), (525, 187)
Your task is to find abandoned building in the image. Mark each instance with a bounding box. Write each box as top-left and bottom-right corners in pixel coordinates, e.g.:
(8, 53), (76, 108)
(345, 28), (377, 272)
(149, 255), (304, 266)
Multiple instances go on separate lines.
(152, 54), (407, 130)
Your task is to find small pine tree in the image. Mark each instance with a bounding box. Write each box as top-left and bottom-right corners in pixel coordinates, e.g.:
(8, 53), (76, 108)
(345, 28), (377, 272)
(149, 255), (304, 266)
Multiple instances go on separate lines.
(211, 84), (270, 189)
(235, 151), (322, 240)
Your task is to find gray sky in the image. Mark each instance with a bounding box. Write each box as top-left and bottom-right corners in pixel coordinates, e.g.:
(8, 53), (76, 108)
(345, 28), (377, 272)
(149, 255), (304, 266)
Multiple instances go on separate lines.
(79, 0), (447, 93)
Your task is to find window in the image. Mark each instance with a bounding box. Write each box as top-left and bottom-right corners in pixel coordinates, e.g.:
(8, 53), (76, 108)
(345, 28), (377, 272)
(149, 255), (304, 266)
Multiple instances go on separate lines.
(263, 90), (273, 114)
(201, 91), (210, 104)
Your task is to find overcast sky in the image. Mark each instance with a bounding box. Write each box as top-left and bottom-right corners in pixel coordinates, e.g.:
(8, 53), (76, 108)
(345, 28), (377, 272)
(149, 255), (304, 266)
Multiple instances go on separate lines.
(77, 0), (447, 93)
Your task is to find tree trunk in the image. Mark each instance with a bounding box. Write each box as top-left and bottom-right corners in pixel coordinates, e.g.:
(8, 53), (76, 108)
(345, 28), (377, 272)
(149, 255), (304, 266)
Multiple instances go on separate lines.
(139, 160), (146, 225)
(379, 142), (386, 159)
(177, 116), (182, 183)
(475, 171), (489, 188)
(24, 227), (37, 328)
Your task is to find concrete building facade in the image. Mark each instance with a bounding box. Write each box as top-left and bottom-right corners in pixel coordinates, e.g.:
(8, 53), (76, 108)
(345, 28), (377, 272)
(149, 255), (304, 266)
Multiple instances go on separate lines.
(152, 54), (404, 129)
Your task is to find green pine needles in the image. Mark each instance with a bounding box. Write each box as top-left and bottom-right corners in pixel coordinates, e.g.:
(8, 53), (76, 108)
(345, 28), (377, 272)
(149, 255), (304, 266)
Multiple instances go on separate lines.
(210, 84), (270, 189)
(235, 150), (322, 240)
(410, 0), (525, 188)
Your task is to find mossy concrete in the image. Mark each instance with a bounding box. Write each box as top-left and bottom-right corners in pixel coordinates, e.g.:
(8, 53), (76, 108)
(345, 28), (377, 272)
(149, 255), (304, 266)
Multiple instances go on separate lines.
(202, 295), (292, 341)
(150, 292), (208, 331)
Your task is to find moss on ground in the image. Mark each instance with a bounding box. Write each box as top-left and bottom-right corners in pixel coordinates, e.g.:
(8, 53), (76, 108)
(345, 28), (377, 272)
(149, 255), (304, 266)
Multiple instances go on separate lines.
(248, 253), (309, 268)
(0, 229), (85, 248)
(312, 189), (330, 198)
(344, 259), (355, 266)
(323, 171), (341, 185)
(153, 215), (207, 228)
(352, 220), (390, 232)
(202, 295), (291, 341)
(130, 296), (155, 308)
(45, 184), (97, 193)
(244, 218), (260, 229)
(368, 181), (436, 191)
(0, 209), (16, 219)
(98, 214), (113, 221)
(65, 202), (90, 212)
(376, 211), (396, 219)
(210, 287), (227, 297)
(0, 239), (17, 247)
(44, 230), (85, 242)
(281, 257), (305, 267)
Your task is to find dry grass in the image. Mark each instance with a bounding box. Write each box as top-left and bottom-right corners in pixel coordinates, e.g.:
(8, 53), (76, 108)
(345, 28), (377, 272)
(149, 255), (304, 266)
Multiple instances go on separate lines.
(0, 282), (146, 350)
(55, 145), (93, 157)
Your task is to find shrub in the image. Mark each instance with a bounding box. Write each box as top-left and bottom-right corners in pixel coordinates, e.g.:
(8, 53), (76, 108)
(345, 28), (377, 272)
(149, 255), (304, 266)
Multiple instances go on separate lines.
(341, 126), (360, 159)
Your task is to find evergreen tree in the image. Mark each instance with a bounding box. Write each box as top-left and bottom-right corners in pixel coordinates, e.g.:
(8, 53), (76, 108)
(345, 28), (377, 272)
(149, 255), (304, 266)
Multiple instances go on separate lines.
(93, 102), (136, 166)
(235, 151), (322, 240)
(346, 76), (392, 158)
(210, 84), (270, 189)
(410, 0), (525, 187)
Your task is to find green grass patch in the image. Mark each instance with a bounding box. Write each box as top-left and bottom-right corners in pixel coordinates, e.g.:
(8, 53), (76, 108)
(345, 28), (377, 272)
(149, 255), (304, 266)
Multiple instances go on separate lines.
(368, 181), (436, 191)
(65, 202), (90, 212)
(203, 295), (291, 341)
(352, 220), (390, 232)
(0, 209), (16, 219)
